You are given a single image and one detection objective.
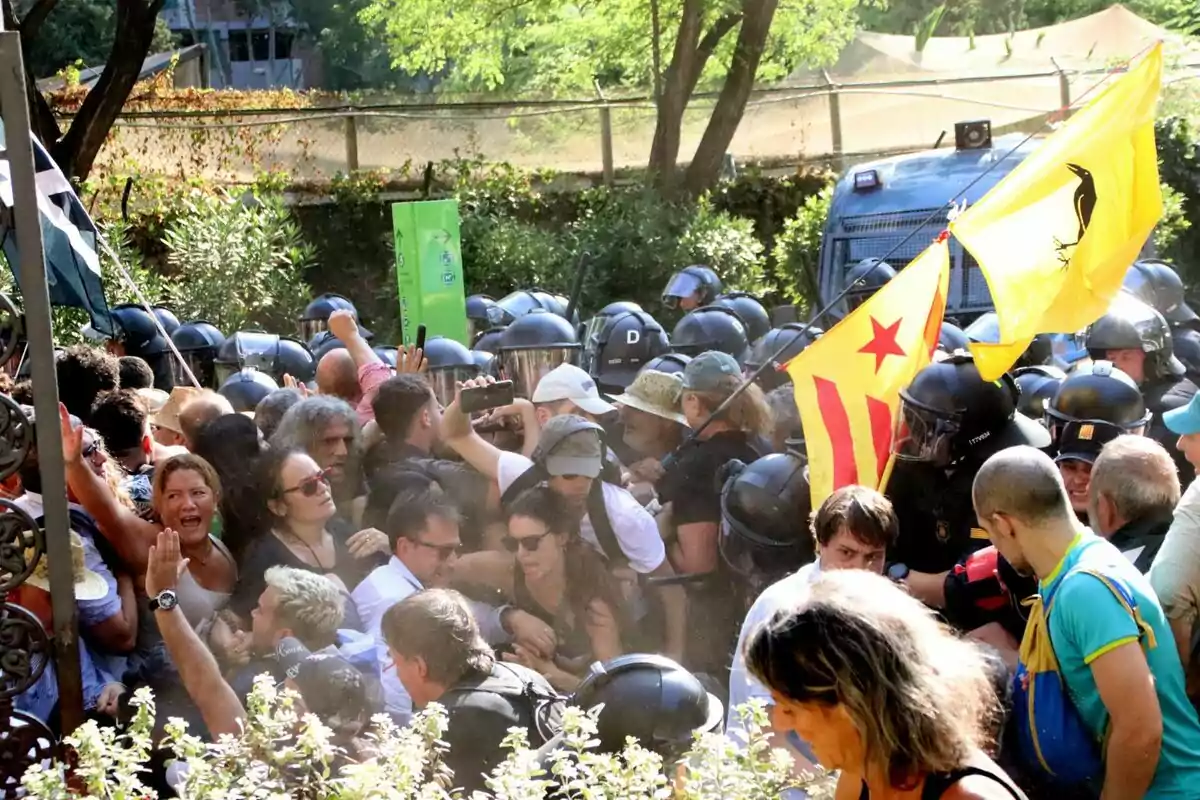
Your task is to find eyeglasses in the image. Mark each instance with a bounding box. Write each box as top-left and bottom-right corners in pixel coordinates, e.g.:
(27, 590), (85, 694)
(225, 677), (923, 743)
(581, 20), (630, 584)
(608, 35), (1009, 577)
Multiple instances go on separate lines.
(412, 539), (459, 561)
(282, 471), (330, 498)
(502, 531), (555, 554)
(81, 442), (99, 459)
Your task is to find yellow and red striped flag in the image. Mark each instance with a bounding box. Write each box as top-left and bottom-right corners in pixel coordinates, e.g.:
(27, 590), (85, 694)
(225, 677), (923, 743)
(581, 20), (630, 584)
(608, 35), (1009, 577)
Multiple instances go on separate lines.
(787, 240), (949, 508)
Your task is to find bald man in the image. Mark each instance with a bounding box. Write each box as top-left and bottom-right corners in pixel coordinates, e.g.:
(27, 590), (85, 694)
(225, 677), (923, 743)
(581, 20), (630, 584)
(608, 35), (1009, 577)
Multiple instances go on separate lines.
(178, 392), (235, 451)
(974, 446), (1200, 799)
(315, 349), (363, 404)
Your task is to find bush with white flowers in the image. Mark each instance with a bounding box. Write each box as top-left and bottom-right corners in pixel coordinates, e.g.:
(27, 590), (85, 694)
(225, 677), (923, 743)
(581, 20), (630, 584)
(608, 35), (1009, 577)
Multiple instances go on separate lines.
(21, 675), (836, 799)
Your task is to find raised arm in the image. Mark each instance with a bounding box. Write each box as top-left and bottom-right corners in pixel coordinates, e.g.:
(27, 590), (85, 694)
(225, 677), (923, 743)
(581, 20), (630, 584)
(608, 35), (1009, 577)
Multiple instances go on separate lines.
(440, 377), (506, 481)
(59, 404), (159, 570)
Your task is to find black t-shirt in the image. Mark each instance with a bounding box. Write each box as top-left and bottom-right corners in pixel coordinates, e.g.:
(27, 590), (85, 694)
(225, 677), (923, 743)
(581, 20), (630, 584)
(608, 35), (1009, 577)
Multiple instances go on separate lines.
(1144, 376), (1197, 487)
(657, 431), (765, 526)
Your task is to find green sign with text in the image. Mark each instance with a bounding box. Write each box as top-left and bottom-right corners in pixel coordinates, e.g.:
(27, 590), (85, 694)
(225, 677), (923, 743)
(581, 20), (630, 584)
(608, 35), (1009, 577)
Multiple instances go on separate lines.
(391, 200), (469, 346)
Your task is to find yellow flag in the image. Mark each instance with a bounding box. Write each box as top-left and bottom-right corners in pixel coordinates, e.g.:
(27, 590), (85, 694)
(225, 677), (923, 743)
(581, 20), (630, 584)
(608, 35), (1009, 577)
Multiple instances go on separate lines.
(786, 240), (949, 509)
(949, 44), (1163, 381)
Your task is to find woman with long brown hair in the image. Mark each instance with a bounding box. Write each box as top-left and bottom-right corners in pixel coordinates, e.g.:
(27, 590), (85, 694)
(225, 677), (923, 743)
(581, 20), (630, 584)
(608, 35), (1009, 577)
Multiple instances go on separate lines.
(451, 484), (626, 691)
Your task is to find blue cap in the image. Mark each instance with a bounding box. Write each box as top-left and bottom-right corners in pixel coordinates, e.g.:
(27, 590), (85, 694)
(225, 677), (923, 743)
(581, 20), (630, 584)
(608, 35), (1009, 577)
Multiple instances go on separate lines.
(1164, 393), (1200, 436)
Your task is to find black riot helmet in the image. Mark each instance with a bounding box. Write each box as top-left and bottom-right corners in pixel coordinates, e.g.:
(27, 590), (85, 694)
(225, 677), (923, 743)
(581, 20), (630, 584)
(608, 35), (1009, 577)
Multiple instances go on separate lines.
(465, 294), (498, 343)
(937, 322), (970, 355)
(1123, 260), (1199, 327)
(662, 265), (723, 310)
(965, 312), (1054, 370)
(215, 332), (315, 387)
(894, 354), (1051, 468)
(1044, 360), (1150, 444)
(719, 454), (816, 597)
(373, 346), (398, 368)
(581, 301), (645, 372)
(570, 654), (724, 758)
(152, 307), (181, 338)
(171, 321), (226, 389)
(1012, 365), (1066, 422)
(109, 304), (170, 357)
(590, 311), (670, 392)
(298, 293), (372, 342)
(1085, 292), (1185, 383)
(844, 258), (897, 312)
(218, 368), (279, 413)
(712, 293), (771, 343)
(639, 352), (692, 377)
(306, 331), (346, 362)
(497, 309), (580, 398)
(670, 306), (750, 364)
(491, 289), (570, 328)
(1174, 328), (1200, 381)
(744, 324), (822, 391)
(472, 327), (506, 355)
(423, 336), (480, 406)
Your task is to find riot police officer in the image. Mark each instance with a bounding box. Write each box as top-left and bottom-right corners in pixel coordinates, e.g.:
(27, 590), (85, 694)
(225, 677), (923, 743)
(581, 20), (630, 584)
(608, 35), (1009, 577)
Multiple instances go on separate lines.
(662, 266), (722, 312)
(472, 327), (507, 355)
(496, 309), (581, 398)
(670, 306), (750, 364)
(1124, 260), (1200, 383)
(465, 294), (499, 344)
(215, 332), (316, 387)
(1011, 365), (1066, 423)
(589, 311), (670, 393)
(1043, 360), (1150, 445)
(712, 293), (771, 343)
(491, 289), (575, 328)
(306, 331), (345, 363)
(639, 352), (692, 377)
(719, 453), (815, 605)
(424, 336), (480, 407)
(471, 349), (497, 377)
(743, 323), (821, 392)
(842, 258), (897, 314)
(170, 320), (226, 389)
(1084, 291), (1197, 482)
(298, 293), (372, 342)
(937, 322), (970, 355)
(965, 312), (1054, 369)
(219, 368), (279, 413)
(581, 301), (644, 373)
(106, 303), (175, 391)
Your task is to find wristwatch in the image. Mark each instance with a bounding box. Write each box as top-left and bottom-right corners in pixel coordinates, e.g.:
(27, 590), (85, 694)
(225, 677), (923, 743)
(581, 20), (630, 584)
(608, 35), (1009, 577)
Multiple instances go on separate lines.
(887, 563), (911, 584)
(149, 589), (179, 612)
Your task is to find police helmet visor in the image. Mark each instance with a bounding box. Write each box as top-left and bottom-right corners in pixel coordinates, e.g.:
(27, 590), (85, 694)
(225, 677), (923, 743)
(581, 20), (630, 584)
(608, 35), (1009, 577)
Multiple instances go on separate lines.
(500, 348), (578, 399)
(663, 272), (703, 304)
(428, 366), (480, 407)
(580, 315), (609, 373)
(173, 352), (218, 390)
(892, 397), (959, 467)
(298, 318), (328, 343)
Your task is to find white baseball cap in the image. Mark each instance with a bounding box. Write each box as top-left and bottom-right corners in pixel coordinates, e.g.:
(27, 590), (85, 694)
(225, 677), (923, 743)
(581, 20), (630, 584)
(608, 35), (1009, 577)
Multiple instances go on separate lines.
(532, 364), (616, 416)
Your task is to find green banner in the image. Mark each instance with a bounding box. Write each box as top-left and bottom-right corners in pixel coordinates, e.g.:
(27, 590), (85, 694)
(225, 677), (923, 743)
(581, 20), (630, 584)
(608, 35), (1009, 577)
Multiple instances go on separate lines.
(391, 200), (469, 346)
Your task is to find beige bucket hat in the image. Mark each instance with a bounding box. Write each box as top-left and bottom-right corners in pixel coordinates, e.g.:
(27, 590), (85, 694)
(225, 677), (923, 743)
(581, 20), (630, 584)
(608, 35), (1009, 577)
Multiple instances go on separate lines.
(611, 370), (689, 427)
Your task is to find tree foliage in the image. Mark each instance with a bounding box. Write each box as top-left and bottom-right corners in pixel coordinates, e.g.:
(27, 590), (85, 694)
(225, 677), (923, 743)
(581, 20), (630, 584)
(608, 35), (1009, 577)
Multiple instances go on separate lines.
(287, 0), (401, 91)
(859, 0), (1192, 36)
(21, 0), (176, 79)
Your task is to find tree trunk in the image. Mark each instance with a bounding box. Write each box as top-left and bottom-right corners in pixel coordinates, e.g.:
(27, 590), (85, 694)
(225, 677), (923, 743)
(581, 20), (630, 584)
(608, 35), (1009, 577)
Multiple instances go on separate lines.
(684, 0), (778, 195)
(0, 0), (61, 147)
(647, 0), (703, 194)
(52, 0), (166, 181)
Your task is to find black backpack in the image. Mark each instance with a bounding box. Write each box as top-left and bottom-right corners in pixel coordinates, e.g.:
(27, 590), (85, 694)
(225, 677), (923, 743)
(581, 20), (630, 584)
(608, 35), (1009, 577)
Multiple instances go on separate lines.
(440, 662), (565, 747)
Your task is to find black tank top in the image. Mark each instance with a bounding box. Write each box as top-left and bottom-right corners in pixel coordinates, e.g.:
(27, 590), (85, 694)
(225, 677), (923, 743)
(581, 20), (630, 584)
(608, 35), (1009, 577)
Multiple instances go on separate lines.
(858, 765), (1027, 800)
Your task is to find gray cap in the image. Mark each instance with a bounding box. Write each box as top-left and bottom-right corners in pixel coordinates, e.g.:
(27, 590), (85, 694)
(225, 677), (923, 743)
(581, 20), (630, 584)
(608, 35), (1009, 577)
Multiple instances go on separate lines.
(680, 351), (742, 393)
(540, 415), (604, 478)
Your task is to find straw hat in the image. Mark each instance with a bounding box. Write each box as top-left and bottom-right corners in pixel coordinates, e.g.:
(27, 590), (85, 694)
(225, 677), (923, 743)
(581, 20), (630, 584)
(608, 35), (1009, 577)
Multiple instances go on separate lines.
(611, 370), (690, 426)
(135, 388), (170, 416)
(25, 530), (109, 600)
(152, 386), (203, 435)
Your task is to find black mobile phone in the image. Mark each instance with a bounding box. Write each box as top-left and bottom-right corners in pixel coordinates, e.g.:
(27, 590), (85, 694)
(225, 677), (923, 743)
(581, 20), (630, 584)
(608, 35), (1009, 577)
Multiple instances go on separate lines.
(461, 380), (515, 414)
(415, 324), (427, 351)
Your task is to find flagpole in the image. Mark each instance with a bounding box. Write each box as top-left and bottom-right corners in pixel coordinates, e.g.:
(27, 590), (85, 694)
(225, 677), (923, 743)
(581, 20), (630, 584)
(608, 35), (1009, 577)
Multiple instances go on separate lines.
(0, 21), (85, 733)
(663, 49), (1150, 471)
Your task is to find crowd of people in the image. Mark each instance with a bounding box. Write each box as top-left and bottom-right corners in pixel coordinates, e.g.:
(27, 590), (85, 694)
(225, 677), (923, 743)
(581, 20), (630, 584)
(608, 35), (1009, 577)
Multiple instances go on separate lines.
(10, 256), (1200, 798)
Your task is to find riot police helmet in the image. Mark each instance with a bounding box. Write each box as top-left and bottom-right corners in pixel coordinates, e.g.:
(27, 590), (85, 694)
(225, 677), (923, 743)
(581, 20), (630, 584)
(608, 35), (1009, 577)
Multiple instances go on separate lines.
(110, 303), (170, 357)
(306, 331), (346, 362)
(581, 301), (645, 371)
(424, 336), (480, 406)
(570, 654), (724, 758)
(937, 322), (970, 355)
(275, 336), (317, 384)
(662, 265), (722, 310)
(471, 349), (498, 377)
(373, 346), (398, 368)
(639, 352), (692, 377)
(744, 323), (821, 391)
(712, 292), (771, 343)
(894, 353), (1051, 467)
(472, 327), (507, 355)
(465, 294), (498, 342)
(1044, 360), (1150, 437)
(152, 307), (181, 338)
(491, 289), (565, 328)
(1173, 328), (1200, 379)
(591, 311), (670, 392)
(844, 258), (897, 311)
(1011, 365), (1066, 422)
(298, 293), (371, 342)
(1085, 292), (1185, 382)
(216, 332), (315, 386)
(496, 309), (580, 397)
(719, 454), (816, 594)
(965, 313), (1054, 369)
(1123, 260), (1199, 326)
(170, 321), (226, 388)
(670, 306), (750, 364)
(218, 368), (279, 413)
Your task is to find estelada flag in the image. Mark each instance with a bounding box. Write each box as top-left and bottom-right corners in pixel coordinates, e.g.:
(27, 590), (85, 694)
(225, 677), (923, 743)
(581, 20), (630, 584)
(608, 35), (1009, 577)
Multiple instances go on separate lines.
(787, 240), (949, 509)
(949, 43), (1163, 381)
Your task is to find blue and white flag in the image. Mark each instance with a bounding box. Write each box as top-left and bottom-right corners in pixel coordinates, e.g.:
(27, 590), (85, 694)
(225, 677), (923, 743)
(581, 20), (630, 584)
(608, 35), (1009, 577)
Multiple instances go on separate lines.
(0, 120), (114, 336)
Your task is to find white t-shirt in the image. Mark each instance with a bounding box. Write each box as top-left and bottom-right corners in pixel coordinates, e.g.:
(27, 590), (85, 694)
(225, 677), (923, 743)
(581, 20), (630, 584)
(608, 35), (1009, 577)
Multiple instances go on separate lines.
(496, 451), (666, 574)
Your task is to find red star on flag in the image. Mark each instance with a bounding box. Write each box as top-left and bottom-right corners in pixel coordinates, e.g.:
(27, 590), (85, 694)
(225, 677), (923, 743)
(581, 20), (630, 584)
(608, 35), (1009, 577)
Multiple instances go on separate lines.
(859, 317), (906, 373)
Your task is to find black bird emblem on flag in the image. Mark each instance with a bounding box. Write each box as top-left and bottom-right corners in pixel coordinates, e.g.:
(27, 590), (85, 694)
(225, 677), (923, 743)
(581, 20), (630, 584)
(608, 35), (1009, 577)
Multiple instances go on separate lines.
(1054, 162), (1096, 268)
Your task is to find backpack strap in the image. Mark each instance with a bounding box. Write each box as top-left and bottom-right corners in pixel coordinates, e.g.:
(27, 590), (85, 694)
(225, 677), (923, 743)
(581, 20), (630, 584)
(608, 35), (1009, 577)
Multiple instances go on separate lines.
(586, 481), (625, 565)
(1047, 566), (1157, 651)
(921, 766), (1024, 800)
(500, 463), (551, 507)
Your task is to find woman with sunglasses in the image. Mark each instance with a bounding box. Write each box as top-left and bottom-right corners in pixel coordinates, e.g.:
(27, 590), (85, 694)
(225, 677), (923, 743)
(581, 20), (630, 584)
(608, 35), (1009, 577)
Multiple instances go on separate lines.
(230, 447), (387, 626)
(452, 484), (627, 691)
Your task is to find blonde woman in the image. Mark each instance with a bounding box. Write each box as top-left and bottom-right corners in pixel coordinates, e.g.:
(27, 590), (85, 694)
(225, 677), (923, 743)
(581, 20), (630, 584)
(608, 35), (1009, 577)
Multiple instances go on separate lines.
(745, 570), (1025, 800)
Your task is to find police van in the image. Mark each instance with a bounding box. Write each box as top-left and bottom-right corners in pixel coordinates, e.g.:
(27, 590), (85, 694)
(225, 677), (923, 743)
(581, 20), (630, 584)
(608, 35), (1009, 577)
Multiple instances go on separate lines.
(817, 121), (1041, 327)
